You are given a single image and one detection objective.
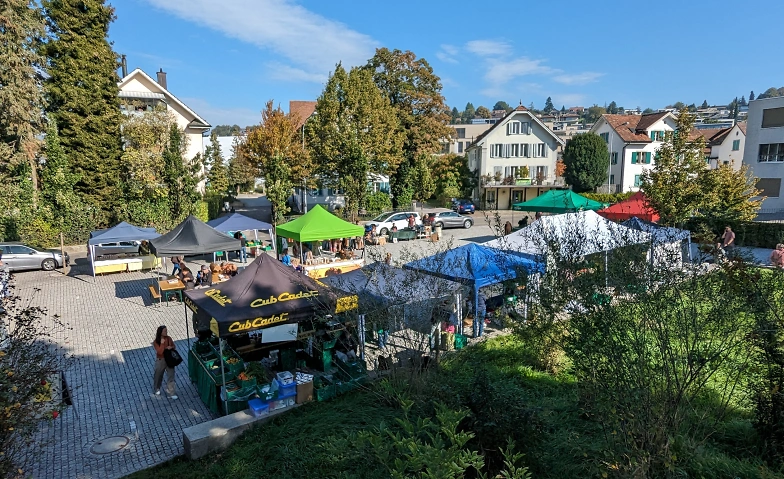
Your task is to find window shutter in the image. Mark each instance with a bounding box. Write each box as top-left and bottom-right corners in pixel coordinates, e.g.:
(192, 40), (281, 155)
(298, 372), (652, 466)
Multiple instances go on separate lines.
(646, 152), (651, 164)
(527, 123), (532, 134)
(631, 152), (638, 164)
(650, 132), (655, 140)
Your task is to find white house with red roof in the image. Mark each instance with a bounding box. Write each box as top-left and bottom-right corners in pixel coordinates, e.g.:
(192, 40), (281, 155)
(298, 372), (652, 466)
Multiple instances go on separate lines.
(465, 105), (566, 209)
(590, 112), (677, 193)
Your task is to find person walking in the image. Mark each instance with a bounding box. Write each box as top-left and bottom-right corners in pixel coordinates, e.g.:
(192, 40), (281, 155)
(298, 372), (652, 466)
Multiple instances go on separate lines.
(504, 221), (512, 236)
(720, 226), (736, 258)
(170, 256), (182, 276)
(234, 232), (247, 263)
(152, 325), (177, 399)
(770, 243), (784, 269)
(534, 212), (542, 221)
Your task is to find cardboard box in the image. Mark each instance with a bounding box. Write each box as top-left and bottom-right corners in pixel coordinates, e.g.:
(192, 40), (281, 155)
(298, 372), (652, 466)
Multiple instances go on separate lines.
(296, 381), (314, 404)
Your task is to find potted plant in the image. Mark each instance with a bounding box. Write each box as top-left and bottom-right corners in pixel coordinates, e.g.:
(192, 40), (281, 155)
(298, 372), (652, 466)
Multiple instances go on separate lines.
(493, 171), (502, 184)
(515, 166), (531, 185)
(480, 174), (492, 186)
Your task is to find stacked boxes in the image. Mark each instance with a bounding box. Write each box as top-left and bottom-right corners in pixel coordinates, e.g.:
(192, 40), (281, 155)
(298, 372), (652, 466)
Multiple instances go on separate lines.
(296, 372), (314, 404)
(271, 378), (296, 410)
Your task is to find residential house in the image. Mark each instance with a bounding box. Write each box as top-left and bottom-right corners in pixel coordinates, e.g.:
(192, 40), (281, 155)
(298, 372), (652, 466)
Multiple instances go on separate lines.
(742, 96), (784, 214)
(441, 124), (493, 155)
(590, 112), (677, 193)
(690, 123), (746, 170)
(118, 68), (210, 164)
(466, 105), (566, 209)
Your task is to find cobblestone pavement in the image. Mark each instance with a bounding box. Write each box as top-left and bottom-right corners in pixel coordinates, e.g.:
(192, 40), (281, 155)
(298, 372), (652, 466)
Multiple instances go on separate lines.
(17, 263), (214, 479)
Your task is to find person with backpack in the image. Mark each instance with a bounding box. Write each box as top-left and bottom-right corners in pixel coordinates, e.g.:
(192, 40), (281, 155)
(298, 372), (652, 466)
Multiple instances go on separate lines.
(152, 325), (179, 399)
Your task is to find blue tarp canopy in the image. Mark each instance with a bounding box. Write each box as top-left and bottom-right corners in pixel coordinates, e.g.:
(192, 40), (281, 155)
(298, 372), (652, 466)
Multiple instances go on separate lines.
(206, 213), (273, 234)
(402, 243), (544, 288)
(88, 221), (159, 245)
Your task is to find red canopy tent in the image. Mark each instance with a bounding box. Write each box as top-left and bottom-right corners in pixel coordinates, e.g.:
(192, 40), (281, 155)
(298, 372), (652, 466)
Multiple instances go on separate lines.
(597, 191), (660, 222)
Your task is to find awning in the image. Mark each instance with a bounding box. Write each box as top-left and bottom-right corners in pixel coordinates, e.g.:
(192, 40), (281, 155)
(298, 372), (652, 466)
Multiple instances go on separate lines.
(118, 91), (165, 100)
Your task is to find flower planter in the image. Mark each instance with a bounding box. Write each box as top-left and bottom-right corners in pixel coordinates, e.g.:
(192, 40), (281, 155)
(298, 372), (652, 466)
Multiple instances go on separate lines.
(515, 179), (531, 186)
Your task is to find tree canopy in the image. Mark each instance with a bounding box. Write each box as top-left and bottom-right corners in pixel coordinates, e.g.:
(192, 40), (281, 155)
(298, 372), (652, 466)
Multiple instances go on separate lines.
(561, 133), (609, 193)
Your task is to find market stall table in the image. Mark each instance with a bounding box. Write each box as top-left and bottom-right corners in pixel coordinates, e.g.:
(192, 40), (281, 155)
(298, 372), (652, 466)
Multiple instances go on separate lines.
(158, 278), (185, 302)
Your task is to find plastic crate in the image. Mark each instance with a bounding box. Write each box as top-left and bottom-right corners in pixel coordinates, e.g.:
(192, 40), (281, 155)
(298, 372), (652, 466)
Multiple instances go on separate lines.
(454, 333), (468, 350)
(276, 371), (294, 386)
(248, 398), (269, 417)
(274, 379), (297, 399)
(193, 341), (212, 355)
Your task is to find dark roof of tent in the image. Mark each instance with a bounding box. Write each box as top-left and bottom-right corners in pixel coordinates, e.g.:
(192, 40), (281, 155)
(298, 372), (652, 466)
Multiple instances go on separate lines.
(184, 254), (340, 336)
(206, 213), (272, 233)
(403, 243), (544, 289)
(88, 221), (160, 245)
(148, 215), (240, 256)
(622, 217), (691, 243)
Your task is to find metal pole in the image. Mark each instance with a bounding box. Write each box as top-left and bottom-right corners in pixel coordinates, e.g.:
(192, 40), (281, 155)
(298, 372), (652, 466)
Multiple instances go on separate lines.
(358, 314), (365, 361)
(219, 338), (227, 416)
(184, 301), (191, 351)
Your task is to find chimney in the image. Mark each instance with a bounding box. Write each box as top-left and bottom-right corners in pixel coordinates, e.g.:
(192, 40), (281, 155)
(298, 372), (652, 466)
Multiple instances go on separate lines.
(156, 68), (167, 89)
(121, 54), (127, 77)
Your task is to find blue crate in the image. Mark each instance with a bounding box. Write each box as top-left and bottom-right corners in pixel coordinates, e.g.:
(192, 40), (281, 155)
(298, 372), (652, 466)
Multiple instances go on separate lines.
(274, 378), (297, 399)
(248, 398), (269, 417)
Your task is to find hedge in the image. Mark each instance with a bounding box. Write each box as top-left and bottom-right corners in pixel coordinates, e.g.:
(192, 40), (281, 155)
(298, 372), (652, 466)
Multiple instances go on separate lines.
(581, 192), (634, 204)
(686, 217), (784, 249)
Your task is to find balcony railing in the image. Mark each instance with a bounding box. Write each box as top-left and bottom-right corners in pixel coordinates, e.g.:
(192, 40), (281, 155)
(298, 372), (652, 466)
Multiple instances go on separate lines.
(481, 176), (565, 187)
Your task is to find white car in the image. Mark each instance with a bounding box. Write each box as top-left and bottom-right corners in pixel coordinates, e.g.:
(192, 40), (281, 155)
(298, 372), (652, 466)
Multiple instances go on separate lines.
(365, 211), (422, 235)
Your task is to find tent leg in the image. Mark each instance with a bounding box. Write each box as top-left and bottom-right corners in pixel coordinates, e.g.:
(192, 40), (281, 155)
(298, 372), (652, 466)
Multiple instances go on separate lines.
(604, 251), (608, 288)
(184, 301), (191, 351)
(687, 236), (693, 264)
(91, 245), (96, 283)
(359, 314), (365, 361)
(219, 339), (227, 416)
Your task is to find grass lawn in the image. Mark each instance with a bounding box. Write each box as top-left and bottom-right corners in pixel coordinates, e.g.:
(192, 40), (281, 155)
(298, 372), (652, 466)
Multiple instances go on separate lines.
(130, 335), (784, 478)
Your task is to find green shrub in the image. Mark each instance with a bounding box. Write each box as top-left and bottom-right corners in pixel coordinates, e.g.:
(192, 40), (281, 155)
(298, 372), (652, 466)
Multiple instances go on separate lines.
(686, 218), (784, 248)
(18, 213), (59, 248)
(193, 201), (209, 222)
(364, 191), (392, 215)
(580, 192), (634, 204)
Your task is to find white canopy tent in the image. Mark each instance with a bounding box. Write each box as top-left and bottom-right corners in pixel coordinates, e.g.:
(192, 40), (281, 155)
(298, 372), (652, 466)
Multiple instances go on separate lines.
(622, 217), (692, 269)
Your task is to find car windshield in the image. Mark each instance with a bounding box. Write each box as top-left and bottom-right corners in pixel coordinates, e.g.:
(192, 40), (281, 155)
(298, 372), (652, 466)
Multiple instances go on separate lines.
(371, 213), (391, 222)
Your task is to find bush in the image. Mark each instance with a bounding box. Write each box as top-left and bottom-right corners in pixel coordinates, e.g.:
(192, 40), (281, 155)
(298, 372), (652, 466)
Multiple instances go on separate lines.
(17, 213), (59, 248)
(580, 192), (634, 204)
(193, 201), (209, 222)
(364, 191), (392, 215)
(686, 218), (784, 248)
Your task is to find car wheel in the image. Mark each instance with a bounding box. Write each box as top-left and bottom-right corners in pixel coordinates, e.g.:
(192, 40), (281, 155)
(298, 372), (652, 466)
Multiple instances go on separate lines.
(434, 222), (443, 229)
(463, 220), (473, 229)
(41, 259), (56, 271)
(379, 228), (388, 236)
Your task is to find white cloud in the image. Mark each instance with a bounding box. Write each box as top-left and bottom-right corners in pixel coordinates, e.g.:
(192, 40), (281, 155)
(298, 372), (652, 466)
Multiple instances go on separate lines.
(182, 97), (260, 127)
(552, 72), (604, 85)
(144, 0), (378, 83)
(465, 40), (512, 57)
(436, 44), (459, 64)
(266, 62), (328, 83)
(485, 57), (556, 86)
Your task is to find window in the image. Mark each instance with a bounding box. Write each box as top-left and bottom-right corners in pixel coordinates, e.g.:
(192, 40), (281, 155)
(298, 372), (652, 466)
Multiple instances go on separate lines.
(533, 143), (546, 158)
(6, 245), (33, 254)
(490, 144), (503, 158)
(600, 132), (609, 142)
(756, 178), (782, 197)
(649, 131), (665, 141)
(759, 143), (784, 162)
(507, 121), (520, 135)
(732, 139), (740, 151)
(634, 175), (642, 187)
(441, 143), (450, 154)
(458, 142), (464, 153)
(456, 128), (466, 139)
(521, 122), (530, 134)
(611, 152), (618, 164)
(536, 166), (548, 179)
(509, 143), (519, 157)
(610, 174), (615, 185)
(486, 190), (496, 202)
(519, 143), (530, 157)
(762, 107), (784, 128)
(631, 152), (651, 164)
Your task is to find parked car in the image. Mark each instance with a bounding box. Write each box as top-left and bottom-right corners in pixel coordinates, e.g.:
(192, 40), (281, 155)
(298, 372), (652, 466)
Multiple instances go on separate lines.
(0, 242), (68, 272)
(452, 200), (476, 214)
(365, 211), (422, 236)
(429, 211), (473, 229)
(89, 241), (141, 259)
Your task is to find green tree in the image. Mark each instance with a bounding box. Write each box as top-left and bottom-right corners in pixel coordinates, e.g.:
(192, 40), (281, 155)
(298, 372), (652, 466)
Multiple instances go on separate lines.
(584, 104), (606, 123)
(640, 110), (706, 226)
(560, 105), (566, 113)
(561, 133), (610, 193)
(759, 87), (781, 99)
(475, 105), (491, 118)
(365, 48), (452, 208)
(607, 101), (618, 114)
(698, 163), (762, 222)
(205, 131), (229, 197)
(410, 154), (436, 203)
(701, 100), (709, 108)
(749, 91), (755, 101)
(642, 107), (655, 114)
(244, 101), (309, 224)
(119, 105), (174, 201)
(493, 101), (510, 112)
(162, 125), (187, 219)
(308, 64), (403, 220)
(210, 124), (241, 136)
(740, 95), (747, 106)
(461, 102), (475, 123)
(672, 101), (686, 110)
(451, 107), (460, 124)
(0, 0), (46, 199)
(543, 96), (555, 113)
(433, 153), (473, 203)
(43, 0), (123, 217)
(228, 138), (257, 195)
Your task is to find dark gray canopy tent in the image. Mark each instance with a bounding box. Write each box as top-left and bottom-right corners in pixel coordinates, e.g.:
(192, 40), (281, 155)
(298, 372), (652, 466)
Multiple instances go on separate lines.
(148, 216), (240, 257)
(87, 221), (160, 280)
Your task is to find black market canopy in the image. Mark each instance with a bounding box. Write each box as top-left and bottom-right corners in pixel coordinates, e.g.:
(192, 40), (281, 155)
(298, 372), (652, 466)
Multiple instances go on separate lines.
(184, 254), (356, 337)
(149, 215), (240, 256)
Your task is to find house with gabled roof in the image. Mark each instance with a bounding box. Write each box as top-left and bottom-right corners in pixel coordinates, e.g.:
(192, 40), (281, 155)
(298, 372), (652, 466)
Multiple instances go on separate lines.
(465, 105), (566, 209)
(590, 112), (677, 193)
(118, 68), (211, 164)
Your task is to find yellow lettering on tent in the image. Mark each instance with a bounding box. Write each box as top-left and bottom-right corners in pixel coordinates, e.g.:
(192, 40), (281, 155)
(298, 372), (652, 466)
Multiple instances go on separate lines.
(227, 313), (290, 333)
(185, 297), (198, 314)
(209, 318), (220, 337)
(250, 290), (319, 308)
(205, 289), (232, 306)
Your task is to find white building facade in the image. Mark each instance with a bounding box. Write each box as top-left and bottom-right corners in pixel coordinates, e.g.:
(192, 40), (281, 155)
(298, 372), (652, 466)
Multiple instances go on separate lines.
(466, 106), (565, 209)
(705, 123), (746, 170)
(440, 124), (493, 155)
(743, 97), (784, 213)
(590, 112), (677, 193)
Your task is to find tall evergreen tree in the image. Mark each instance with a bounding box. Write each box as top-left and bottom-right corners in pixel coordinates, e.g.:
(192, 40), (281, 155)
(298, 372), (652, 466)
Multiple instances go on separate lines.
(0, 0), (46, 198)
(607, 101), (618, 114)
(205, 131), (229, 197)
(561, 133), (609, 193)
(365, 48), (452, 208)
(740, 95), (747, 106)
(43, 0), (123, 216)
(451, 107), (460, 124)
(749, 91), (755, 101)
(543, 96), (555, 113)
(461, 102), (475, 123)
(701, 100), (709, 108)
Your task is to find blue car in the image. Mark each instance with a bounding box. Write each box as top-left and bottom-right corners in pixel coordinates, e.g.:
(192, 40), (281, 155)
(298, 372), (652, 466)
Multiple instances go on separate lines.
(453, 200), (475, 214)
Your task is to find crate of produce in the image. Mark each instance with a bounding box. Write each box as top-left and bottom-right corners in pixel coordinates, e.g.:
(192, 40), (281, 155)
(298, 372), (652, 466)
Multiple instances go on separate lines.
(454, 333), (468, 350)
(334, 356), (367, 381)
(225, 356), (244, 375)
(315, 384), (336, 402)
(256, 383), (277, 403)
(237, 372), (257, 389)
(193, 341), (212, 355)
(247, 398), (269, 417)
(336, 379), (360, 396)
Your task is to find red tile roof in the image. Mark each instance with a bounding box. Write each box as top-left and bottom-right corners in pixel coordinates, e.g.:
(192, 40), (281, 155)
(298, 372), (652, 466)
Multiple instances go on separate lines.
(289, 100), (316, 129)
(602, 112), (673, 143)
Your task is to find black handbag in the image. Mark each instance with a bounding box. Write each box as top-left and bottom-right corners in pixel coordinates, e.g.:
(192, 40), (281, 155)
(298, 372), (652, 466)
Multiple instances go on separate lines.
(164, 348), (183, 367)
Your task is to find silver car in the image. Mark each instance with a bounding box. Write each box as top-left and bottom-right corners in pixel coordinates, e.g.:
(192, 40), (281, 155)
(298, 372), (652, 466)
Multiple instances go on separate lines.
(0, 243), (68, 272)
(430, 211), (473, 229)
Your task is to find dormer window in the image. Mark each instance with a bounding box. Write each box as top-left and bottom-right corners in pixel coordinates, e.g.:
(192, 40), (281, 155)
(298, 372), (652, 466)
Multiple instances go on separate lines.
(506, 121), (531, 135)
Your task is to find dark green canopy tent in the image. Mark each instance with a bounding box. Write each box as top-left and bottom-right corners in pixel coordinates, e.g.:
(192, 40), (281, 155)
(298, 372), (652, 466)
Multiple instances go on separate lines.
(512, 189), (606, 213)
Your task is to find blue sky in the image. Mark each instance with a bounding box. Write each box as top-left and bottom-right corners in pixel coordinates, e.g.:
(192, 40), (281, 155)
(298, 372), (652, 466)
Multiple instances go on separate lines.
(111, 0), (783, 127)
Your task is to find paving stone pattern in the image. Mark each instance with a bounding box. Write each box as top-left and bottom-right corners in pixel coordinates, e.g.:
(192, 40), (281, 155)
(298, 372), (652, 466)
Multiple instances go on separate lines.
(16, 267), (214, 479)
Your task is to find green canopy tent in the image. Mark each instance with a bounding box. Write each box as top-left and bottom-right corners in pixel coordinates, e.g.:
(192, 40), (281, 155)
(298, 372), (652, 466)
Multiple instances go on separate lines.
(511, 189), (606, 214)
(276, 204), (365, 263)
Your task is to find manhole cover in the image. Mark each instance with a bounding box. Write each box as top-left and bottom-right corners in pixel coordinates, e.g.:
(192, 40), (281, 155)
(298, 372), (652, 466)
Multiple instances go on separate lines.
(90, 436), (129, 454)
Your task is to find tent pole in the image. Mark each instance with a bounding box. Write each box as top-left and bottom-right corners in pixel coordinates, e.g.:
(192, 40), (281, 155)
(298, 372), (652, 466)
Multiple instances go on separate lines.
(604, 251), (608, 289)
(91, 245), (96, 283)
(184, 301), (191, 351)
(359, 314), (365, 361)
(687, 235), (692, 264)
(219, 338), (227, 416)
(474, 287), (479, 338)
